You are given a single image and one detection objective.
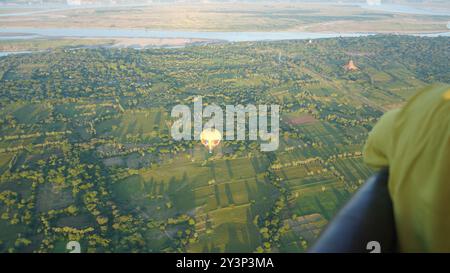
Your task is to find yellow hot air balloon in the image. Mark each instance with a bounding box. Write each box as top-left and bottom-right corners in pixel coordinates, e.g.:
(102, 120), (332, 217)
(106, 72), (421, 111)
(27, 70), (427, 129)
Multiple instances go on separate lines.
(200, 128), (222, 153)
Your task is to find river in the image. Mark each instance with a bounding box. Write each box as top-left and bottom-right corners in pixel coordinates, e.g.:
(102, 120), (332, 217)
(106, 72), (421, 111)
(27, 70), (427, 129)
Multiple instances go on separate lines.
(0, 27), (449, 57)
(0, 28), (380, 42)
(0, 27), (449, 42)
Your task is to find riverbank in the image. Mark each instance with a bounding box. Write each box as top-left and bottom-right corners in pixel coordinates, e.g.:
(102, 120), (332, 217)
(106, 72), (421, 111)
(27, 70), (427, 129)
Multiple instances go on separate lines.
(0, 37), (222, 53)
(0, 30), (449, 56)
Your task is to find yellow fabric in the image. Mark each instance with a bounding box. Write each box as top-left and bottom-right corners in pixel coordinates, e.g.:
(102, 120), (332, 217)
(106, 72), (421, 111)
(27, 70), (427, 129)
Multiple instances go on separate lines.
(363, 84), (450, 252)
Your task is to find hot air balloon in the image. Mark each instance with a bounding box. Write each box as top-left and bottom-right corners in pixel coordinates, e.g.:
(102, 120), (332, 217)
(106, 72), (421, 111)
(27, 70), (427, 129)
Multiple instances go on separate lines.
(200, 128), (222, 153)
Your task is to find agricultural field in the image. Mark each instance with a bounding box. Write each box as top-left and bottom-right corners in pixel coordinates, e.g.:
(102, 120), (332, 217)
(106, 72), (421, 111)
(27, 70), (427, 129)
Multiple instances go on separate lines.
(0, 2), (448, 33)
(0, 35), (448, 253)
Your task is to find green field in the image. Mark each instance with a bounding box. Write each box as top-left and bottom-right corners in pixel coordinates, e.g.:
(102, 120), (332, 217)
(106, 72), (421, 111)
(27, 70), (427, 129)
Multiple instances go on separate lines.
(0, 35), (448, 252)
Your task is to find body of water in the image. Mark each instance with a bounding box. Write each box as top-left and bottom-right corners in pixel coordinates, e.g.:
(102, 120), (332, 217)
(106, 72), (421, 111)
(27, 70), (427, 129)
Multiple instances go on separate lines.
(0, 28), (380, 42)
(0, 28), (449, 43)
(0, 51), (33, 57)
(0, 28), (449, 56)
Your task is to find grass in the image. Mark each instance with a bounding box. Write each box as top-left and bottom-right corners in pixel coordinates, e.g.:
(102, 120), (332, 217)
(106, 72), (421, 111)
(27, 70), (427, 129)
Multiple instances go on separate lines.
(96, 109), (168, 141)
(0, 220), (26, 252)
(189, 204), (260, 253)
(0, 38), (115, 52)
(292, 186), (348, 221)
(332, 157), (374, 184)
(12, 103), (51, 125)
(56, 215), (94, 229)
(0, 152), (14, 174)
(36, 183), (74, 213)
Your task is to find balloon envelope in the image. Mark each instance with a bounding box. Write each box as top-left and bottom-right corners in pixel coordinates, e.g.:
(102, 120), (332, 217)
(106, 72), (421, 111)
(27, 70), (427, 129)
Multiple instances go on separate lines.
(200, 128), (222, 153)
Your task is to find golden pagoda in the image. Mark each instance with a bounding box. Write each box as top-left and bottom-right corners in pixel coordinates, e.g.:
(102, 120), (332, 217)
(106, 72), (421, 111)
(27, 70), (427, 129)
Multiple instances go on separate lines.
(344, 60), (358, 71)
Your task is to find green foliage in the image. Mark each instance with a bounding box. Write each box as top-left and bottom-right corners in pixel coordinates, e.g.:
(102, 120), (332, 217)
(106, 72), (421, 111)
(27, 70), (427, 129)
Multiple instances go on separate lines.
(0, 35), (448, 252)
